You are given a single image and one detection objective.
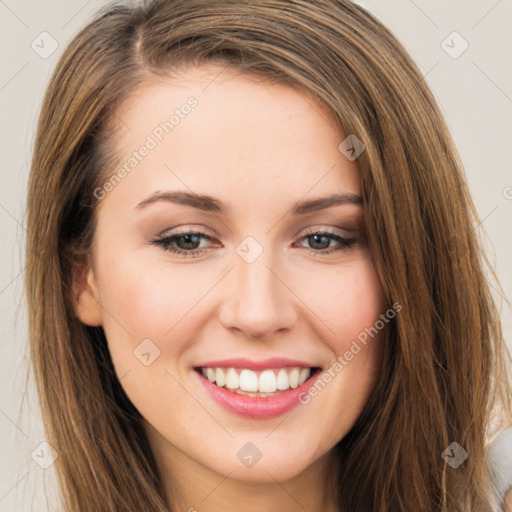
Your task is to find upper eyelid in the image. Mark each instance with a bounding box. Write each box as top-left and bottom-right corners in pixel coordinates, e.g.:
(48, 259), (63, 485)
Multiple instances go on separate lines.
(154, 225), (215, 239)
(156, 224), (353, 238)
(154, 227), (355, 246)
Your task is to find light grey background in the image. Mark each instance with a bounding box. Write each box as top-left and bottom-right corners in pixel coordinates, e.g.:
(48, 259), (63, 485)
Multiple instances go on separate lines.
(1, 1), (511, 510)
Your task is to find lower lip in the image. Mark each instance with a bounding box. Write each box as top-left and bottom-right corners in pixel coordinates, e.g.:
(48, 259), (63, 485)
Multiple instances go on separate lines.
(196, 370), (320, 419)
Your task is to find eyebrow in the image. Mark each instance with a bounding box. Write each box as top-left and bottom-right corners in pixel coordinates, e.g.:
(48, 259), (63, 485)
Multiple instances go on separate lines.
(136, 191), (362, 215)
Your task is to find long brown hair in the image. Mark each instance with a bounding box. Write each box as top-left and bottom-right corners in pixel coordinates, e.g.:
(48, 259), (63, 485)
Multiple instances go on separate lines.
(25, 1), (512, 510)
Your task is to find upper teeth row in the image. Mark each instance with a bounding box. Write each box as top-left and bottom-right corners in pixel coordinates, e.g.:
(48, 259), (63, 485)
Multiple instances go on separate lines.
(201, 367), (311, 393)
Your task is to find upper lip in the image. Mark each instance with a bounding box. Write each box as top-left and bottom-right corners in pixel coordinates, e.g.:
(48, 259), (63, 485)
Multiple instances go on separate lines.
(195, 357), (318, 371)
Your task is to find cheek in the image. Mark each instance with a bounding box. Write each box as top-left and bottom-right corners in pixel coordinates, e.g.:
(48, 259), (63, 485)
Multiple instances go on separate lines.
(302, 257), (387, 346)
(92, 247), (199, 395)
(95, 249), (213, 346)
(93, 251), (205, 430)
(295, 258), (387, 436)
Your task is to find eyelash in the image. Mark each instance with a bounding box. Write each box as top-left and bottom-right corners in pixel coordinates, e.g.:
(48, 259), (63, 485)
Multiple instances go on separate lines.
(151, 228), (357, 258)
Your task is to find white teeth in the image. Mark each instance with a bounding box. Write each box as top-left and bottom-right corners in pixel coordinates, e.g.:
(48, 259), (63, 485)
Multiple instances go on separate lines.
(288, 368), (300, 389)
(200, 366), (314, 393)
(276, 369), (289, 390)
(299, 368), (311, 385)
(225, 368), (239, 390)
(240, 369), (259, 392)
(259, 369), (277, 393)
(215, 367), (226, 387)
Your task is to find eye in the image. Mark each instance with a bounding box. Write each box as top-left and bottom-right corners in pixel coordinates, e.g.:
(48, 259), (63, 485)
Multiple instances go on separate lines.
(151, 228), (357, 258)
(151, 230), (215, 258)
(295, 229), (357, 256)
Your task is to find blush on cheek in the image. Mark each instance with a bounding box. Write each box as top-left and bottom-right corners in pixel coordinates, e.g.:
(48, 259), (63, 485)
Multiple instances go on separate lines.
(310, 261), (386, 345)
(98, 260), (182, 333)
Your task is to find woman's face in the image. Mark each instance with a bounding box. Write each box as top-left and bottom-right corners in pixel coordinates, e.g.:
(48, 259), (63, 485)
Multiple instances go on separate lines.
(77, 65), (387, 484)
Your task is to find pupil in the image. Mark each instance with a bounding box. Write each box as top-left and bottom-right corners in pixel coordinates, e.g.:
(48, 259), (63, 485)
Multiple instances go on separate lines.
(179, 234), (199, 250)
(310, 234), (329, 249)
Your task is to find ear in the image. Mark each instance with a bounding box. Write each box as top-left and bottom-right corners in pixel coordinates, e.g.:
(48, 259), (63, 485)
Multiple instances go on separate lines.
(72, 259), (103, 326)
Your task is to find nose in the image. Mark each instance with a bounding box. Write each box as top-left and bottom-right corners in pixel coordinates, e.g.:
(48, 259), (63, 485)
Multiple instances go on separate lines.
(218, 249), (297, 341)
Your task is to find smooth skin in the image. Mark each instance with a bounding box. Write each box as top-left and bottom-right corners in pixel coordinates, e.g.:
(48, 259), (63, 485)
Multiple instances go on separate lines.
(74, 65), (388, 512)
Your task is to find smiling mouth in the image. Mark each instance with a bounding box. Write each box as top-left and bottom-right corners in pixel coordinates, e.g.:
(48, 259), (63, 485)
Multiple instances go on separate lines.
(195, 366), (321, 397)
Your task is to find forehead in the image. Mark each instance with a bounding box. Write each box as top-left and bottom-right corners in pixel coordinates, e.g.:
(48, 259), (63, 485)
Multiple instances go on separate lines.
(99, 64), (361, 214)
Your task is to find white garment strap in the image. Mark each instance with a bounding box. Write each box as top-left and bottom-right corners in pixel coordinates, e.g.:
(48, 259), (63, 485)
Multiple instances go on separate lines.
(488, 426), (512, 510)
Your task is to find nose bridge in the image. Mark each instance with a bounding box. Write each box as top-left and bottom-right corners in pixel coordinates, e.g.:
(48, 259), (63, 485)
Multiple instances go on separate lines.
(236, 253), (277, 307)
(219, 239), (296, 338)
